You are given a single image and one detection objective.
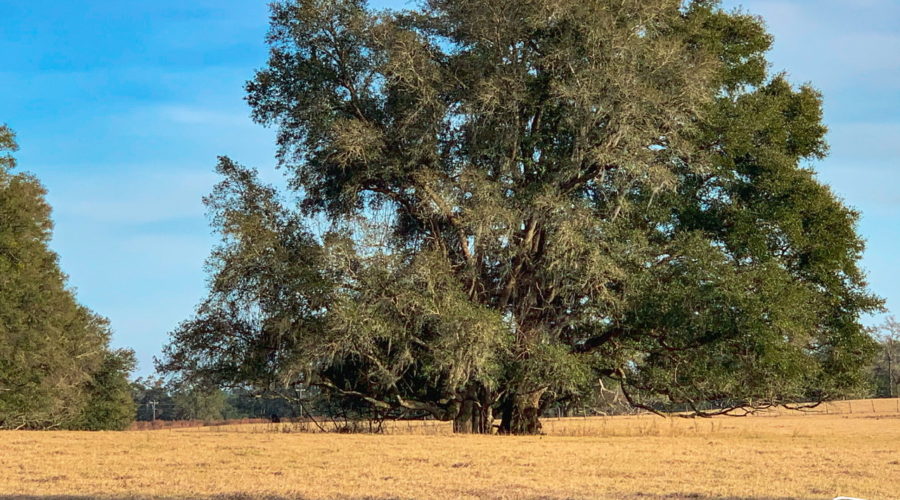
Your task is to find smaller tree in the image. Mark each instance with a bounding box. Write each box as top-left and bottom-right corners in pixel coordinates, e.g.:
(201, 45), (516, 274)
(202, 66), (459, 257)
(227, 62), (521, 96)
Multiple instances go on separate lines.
(74, 349), (137, 430)
(172, 386), (229, 422)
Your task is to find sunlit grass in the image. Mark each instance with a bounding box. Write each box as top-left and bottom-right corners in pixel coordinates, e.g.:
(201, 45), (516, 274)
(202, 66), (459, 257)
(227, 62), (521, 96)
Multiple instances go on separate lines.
(1, 398), (898, 499)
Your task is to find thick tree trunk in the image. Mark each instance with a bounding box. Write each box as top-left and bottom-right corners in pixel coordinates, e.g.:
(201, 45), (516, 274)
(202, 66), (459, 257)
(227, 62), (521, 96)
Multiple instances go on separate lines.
(451, 385), (493, 434)
(498, 389), (545, 435)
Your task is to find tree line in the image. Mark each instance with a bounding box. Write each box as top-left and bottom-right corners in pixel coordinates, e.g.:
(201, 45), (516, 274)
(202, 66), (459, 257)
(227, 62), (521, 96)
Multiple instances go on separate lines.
(130, 378), (296, 422)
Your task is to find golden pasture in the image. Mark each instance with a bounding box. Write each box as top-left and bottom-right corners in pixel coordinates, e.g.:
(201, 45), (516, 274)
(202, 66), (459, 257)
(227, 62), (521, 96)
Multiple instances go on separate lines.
(1, 399), (898, 500)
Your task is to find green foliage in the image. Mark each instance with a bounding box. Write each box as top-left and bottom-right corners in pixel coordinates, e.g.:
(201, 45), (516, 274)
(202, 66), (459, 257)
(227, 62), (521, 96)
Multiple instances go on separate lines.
(172, 386), (229, 421)
(0, 125), (134, 430)
(158, 158), (331, 390)
(73, 349), (138, 431)
(162, 0), (882, 432)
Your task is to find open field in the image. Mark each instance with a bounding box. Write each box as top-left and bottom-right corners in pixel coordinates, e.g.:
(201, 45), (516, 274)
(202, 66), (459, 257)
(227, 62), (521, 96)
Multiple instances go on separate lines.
(1, 399), (898, 500)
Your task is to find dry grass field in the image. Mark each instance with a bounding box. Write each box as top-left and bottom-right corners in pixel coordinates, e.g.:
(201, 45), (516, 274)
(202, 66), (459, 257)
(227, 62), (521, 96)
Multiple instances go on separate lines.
(1, 398), (898, 500)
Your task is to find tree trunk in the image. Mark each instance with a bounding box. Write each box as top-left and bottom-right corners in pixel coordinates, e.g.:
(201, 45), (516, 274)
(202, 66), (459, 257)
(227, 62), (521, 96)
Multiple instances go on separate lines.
(451, 386), (493, 434)
(498, 389), (545, 435)
(888, 337), (895, 398)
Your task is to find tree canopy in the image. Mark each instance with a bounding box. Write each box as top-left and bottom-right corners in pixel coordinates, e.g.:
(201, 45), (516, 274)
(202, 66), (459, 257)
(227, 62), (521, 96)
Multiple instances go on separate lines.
(161, 0), (881, 434)
(0, 124), (135, 430)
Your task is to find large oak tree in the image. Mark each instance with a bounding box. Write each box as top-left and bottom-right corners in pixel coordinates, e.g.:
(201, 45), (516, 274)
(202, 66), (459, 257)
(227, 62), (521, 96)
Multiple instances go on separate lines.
(161, 0), (881, 434)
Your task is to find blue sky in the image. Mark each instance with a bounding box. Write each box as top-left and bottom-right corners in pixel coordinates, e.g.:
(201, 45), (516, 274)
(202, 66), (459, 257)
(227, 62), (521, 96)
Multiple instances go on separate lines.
(1, 0), (897, 376)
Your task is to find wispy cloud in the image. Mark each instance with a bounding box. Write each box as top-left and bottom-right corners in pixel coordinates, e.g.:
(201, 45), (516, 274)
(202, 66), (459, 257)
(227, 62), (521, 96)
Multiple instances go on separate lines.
(48, 168), (215, 225)
(157, 105), (251, 127)
(728, 0), (900, 90)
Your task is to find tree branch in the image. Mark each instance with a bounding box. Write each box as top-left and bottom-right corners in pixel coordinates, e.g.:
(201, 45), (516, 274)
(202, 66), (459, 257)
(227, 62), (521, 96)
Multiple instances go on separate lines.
(417, 182), (474, 265)
(573, 327), (626, 354)
(560, 163), (618, 194)
(314, 379), (455, 421)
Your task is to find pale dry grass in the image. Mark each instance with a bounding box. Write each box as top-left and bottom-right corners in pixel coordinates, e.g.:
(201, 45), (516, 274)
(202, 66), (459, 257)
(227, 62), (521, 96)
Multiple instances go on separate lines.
(1, 399), (898, 500)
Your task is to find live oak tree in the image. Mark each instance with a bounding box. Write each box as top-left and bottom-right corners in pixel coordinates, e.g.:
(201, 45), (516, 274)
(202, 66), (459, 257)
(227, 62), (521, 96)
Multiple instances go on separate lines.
(161, 0), (881, 434)
(0, 125), (134, 430)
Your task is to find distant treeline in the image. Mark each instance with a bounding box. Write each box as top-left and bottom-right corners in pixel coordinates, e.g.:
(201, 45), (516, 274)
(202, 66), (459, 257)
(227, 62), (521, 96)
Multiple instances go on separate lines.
(870, 318), (899, 399)
(131, 378), (297, 422)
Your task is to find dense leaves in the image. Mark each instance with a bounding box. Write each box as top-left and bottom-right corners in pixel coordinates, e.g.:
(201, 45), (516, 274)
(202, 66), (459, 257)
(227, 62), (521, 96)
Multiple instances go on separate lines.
(75, 350), (138, 431)
(162, 0), (881, 433)
(0, 125), (134, 430)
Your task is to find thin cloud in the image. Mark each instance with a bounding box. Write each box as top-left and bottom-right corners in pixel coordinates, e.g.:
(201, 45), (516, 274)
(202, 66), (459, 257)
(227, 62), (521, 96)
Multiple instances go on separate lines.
(727, 0), (900, 91)
(157, 105), (251, 127)
(44, 167), (216, 225)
